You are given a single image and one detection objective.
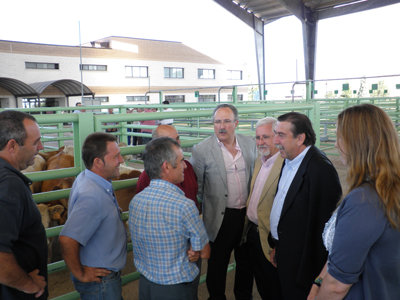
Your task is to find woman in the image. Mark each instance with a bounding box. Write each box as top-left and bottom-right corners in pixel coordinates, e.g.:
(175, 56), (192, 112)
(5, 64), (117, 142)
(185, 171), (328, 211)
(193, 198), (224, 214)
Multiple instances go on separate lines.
(308, 104), (400, 300)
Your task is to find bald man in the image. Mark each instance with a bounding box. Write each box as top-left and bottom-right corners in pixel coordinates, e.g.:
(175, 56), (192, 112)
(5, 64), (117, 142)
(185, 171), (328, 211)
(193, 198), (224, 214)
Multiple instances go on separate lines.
(136, 125), (199, 209)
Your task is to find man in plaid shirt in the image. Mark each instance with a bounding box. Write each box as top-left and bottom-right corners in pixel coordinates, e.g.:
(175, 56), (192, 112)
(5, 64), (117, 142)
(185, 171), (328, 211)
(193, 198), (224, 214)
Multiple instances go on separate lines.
(129, 137), (210, 300)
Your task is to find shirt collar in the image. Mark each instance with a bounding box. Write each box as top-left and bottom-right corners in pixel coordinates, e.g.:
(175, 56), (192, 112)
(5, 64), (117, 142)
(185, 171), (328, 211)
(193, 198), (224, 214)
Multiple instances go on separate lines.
(285, 145), (311, 169)
(0, 157), (32, 185)
(84, 169), (113, 193)
(150, 179), (185, 195)
(260, 151), (280, 167)
(216, 136), (240, 150)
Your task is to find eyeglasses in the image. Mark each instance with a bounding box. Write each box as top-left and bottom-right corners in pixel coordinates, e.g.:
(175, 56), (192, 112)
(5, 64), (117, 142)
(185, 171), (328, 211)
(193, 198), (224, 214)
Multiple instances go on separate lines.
(213, 119), (234, 125)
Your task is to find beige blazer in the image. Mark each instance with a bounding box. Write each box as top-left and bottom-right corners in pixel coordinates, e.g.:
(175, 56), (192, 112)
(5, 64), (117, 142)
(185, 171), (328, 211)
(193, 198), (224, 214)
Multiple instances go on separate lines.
(243, 153), (283, 261)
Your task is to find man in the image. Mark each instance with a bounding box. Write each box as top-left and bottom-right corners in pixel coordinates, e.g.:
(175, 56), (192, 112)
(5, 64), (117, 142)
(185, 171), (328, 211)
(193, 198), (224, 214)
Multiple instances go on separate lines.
(59, 132), (127, 299)
(269, 112), (342, 299)
(242, 117), (283, 299)
(0, 110), (47, 299)
(191, 104), (256, 300)
(130, 137), (209, 300)
(136, 124), (199, 209)
(158, 100), (174, 125)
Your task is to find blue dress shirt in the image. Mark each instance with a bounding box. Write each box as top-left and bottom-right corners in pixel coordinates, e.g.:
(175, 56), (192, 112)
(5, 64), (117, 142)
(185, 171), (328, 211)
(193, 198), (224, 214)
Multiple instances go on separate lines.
(60, 169), (127, 272)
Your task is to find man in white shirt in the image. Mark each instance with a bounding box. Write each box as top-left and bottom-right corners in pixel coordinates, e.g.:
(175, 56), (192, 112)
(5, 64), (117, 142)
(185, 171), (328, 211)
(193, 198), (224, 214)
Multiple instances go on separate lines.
(242, 117), (283, 299)
(191, 104), (256, 300)
(268, 112), (342, 300)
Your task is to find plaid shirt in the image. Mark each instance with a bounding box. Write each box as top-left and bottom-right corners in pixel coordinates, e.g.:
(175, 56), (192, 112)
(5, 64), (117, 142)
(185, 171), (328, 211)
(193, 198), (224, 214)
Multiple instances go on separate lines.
(129, 179), (208, 284)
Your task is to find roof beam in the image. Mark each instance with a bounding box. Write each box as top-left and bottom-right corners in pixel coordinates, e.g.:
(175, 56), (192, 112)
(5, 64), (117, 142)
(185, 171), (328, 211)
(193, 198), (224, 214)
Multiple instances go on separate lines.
(213, 0), (261, 28)
(316, 0), (400, 20)
(276, 0), (306, 20)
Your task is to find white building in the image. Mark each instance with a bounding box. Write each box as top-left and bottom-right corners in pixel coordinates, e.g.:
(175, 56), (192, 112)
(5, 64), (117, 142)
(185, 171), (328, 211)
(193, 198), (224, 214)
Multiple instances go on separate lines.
(0, 36), (247, 108)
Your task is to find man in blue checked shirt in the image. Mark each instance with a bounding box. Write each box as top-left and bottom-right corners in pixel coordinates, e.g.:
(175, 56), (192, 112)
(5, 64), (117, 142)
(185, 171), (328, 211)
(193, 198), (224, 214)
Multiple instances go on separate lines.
(129, 137), (210, 300)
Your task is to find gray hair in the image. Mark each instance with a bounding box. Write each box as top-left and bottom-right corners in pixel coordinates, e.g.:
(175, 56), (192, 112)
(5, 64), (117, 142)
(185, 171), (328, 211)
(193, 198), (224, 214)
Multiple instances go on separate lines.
(143, 137), (180, 180)
(255, 117), (277, 130)
(212, 104), (238, 121)
(0, 110), (37, 151)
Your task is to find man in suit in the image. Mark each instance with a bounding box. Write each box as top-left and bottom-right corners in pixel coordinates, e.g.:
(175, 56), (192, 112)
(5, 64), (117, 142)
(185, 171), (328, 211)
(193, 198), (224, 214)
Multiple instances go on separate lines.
(191, 104), (256, 300)
(242, 117), (283, 299)
(269, 112), (342, 299)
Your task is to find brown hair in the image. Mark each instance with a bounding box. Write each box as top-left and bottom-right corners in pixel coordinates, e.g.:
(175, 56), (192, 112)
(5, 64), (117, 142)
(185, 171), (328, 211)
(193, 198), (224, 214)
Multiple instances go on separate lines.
(337, 104), (400, 229)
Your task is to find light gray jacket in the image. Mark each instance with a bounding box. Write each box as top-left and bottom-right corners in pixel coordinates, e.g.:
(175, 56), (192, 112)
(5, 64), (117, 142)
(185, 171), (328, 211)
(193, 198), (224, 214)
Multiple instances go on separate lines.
(191, 134), (256, 242)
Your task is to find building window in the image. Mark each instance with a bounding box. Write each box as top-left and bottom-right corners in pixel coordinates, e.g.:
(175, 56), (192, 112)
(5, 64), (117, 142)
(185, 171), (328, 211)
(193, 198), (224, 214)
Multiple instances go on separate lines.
(126, 96), (149, 102)
(198, 95), (216, 102)
(25, 62), (59, 70)
(227, 94), (243, 101)
(80, 64), (107, 71)
(227, 70), (242, 80)
(198, 68), (215, 79)
(164, 67), (184, 78)
(165, 95), (185, 103)
(83, 96), (109, 103)
(125, 66), (148, 78)
(22, 98), (46, 108)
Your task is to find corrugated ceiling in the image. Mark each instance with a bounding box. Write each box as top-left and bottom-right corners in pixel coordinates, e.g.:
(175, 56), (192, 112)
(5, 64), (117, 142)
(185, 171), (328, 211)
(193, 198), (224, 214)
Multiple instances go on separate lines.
(216, 0), (400, 25)
(0, 78), (94, 98)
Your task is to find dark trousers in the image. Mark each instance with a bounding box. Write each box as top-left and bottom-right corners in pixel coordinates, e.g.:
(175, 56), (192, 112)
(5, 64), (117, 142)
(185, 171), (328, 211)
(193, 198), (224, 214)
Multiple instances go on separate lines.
(245, 222), (282, 300)
(139, 275), (197, 300)
(206, 208), (253, 300)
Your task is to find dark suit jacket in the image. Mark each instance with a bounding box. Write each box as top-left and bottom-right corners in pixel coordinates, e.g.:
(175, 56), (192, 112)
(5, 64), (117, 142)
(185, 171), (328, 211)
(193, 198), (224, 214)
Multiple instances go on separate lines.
(270, 145), (342, 299)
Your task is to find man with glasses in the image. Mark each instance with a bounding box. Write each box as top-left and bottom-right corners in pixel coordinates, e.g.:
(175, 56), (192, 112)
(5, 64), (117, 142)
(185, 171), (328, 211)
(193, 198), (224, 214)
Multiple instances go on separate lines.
(191, 104), (256, 300)
(241, 117), (283, 299)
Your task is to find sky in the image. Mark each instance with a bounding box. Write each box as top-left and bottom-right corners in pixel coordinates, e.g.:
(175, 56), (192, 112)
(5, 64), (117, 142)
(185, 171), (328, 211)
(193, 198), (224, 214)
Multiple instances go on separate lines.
(2, 0), (400, 89)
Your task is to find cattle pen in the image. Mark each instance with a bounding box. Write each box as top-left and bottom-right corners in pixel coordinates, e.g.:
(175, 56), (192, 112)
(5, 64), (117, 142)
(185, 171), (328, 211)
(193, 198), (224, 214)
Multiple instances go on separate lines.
(2, 96), (400, 299)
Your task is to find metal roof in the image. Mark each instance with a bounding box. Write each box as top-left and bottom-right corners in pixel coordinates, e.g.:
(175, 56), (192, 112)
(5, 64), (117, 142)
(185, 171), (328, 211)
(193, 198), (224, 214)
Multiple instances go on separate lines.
(0, 78), (94, 98)
(30, 79), (94, 97)
(0, 77), (39, 97)
(215, 0), (400, 25)
(215, 0), (400, 97)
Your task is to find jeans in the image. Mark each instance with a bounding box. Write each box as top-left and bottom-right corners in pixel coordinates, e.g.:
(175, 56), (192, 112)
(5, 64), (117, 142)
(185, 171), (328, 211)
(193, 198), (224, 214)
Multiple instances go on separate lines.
(72, 271), (123, 300)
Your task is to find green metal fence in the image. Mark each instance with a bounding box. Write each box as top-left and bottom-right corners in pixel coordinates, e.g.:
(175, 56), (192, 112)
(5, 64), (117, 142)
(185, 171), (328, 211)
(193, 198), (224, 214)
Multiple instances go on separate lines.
(4, 96), (400, 299)
(3, 103), (314, 299)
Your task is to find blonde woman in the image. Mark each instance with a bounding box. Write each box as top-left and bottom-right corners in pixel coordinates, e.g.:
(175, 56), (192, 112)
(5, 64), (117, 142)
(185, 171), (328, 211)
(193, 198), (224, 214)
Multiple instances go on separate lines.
(308, 104), (400, 300)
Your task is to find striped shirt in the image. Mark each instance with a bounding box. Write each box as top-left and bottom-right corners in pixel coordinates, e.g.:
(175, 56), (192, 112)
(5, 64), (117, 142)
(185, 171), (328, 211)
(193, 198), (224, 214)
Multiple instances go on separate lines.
(129, 179), (208, 284)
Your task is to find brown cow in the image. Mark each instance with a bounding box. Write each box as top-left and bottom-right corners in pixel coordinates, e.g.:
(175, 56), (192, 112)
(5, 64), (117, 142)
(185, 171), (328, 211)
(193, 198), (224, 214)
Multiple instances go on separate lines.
(40, 151), (75, 224)
(113, 164), (142, 211)
(21, 154), (46, 193)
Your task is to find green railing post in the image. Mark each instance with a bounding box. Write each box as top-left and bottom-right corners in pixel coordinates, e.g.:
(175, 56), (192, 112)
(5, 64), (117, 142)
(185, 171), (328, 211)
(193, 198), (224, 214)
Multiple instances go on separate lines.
(232, 86), (238, 103)
(306, 81), (313, 102)
(75, 112), (95, 171)
(309, 102), (321, 148)
(56, 111), (64, 149)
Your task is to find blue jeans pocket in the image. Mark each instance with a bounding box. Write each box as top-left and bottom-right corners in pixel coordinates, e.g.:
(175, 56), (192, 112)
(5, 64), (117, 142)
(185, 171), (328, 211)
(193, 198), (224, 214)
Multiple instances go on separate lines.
(72, 272), (123, 300)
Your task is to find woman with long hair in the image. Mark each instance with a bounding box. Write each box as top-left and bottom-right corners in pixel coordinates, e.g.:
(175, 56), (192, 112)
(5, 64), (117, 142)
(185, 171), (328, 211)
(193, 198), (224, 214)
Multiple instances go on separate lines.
(308, 104), (400, 300)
